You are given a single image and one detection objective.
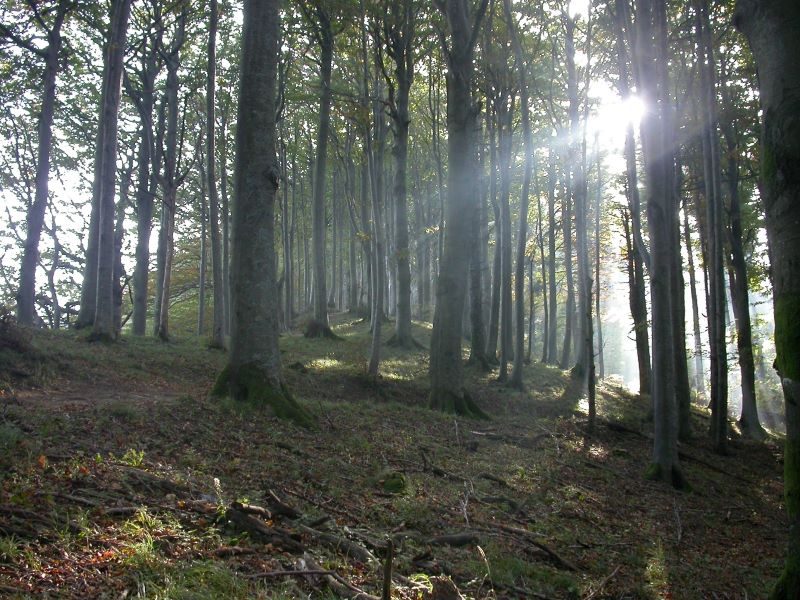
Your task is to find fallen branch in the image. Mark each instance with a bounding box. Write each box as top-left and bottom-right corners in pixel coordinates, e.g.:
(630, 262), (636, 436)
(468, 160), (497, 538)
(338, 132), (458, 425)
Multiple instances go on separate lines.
(495, 524), (578, 571)
(225, 506), (304, 553)
(299, 553), (380, 600)
(296, 523), (376, 564)
(264, 489), (301, 519)
(584, 565), (621, 600)
(427, 531), (480, 547)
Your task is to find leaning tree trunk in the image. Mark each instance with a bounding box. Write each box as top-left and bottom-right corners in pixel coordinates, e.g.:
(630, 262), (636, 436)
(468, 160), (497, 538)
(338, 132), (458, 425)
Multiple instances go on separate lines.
(736, 2), (800, 596)
(17, 3), (67, 327)
(212, 0), (312, 428)
(91, 0), (132, 341)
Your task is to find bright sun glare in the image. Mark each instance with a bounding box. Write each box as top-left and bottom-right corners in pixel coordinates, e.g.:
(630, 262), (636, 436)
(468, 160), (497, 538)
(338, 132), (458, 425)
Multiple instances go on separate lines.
(588, 95), (646, 146)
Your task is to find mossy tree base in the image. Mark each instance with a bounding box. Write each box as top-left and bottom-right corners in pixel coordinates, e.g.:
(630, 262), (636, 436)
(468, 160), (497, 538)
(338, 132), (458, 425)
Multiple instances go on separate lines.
(429, 388), (489, 420)
(738, 417), (767, 441)
(645, 462), (691, 491)
(386, 333), (425, 351)
(86, 331), (116, 344)
(304, 320), (341, 340)
(212, 363), (315, 428)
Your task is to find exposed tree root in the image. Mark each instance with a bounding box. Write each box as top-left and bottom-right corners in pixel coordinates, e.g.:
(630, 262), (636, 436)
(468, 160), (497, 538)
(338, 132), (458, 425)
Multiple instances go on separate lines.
(211, 363), (316, 428)
(428, 388), (489, 419)
(304, 319), (342, 340)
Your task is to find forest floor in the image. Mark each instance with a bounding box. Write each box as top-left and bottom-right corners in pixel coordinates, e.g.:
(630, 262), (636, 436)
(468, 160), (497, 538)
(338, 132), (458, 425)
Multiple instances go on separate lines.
(0, 313), (788, 599)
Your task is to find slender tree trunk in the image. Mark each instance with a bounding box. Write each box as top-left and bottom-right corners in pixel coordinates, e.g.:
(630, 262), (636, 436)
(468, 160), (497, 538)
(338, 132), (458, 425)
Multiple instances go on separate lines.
(546, 145), (558, 364)
(506, 0), (531, 388)
(560, 165), (575, 370)
(594, 140), (605, 380)
(198, 159), (208, 336)
(497, 94), (514, 382)
(220, 109), (231, 335)
(304, 3), (333, 336)
(90, 0), (133, 341)
(684, 192), (706, 396)
(207, 0), (225, 348)
(697, 1), (728, 453)
(17, 3), (68, 327)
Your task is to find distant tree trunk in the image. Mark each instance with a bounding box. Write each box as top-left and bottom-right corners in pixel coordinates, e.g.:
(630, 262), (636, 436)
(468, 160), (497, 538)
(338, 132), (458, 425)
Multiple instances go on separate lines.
(505, 0), (531, 388)
(637, 0), (684, 488)
(220, 107), (232, 335)
(615, 0), (651, 393)
(16, 1), (69, 327)
(736, 1), (800, 595)
(594, 140), (605, 380)
(546, 145), (558, 364)
(155, 9), (187, 342)
(429, 0), (490, 416)
(212, 0), (311, 427)
(672, 157), (691, 441)
(113, 161), (132, 333)
(485, 112), (500, 363)
(468, 164), (489, 370)
(720, 117), (764, 439)
(559, 164), (575, 370)
(497, 92), (514, 383)
(198, 157), (208, 336)
(684, 192), (706, 396)
(696, 1), (728, 453)
(90, 0), (133, 341)
(383, 0), (417, 348)
(207, 0), (225, 348)
(302, 1), (333, 337)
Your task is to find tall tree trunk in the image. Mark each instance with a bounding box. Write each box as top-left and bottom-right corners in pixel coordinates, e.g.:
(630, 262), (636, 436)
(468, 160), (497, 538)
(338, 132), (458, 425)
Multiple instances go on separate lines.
(559, 164), (575, 370)
(17, 1), (68, 327)
(429, 0), (489, 416)
(385, 0), (416, 348)
(207, 0), (225, 348)
(198, 158), (208, 336)
(637, 0), (684, 488)
(615, 0), (651, 393)
(220, 108), (231, 336)
(696, 1), (728, 453)
(212, 0), (311, 426)
(155, 10), (186, 342)
(505, 0), (530, 388)
(736, 1), (800, 595)
(497, 93), (514, 382)
(594, 139), (605, 380)
(304, 3), (333, 337)
(90, 0), (133, 341)
(546, 145), (558, 364)
(684, 192), (706, 396)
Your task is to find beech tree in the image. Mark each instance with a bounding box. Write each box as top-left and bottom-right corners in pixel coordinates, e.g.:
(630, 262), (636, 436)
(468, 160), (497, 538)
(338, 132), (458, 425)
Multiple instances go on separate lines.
(428, 0), (489, 416)
(736, 1), (800, 595)
(212, 0), (312, 427)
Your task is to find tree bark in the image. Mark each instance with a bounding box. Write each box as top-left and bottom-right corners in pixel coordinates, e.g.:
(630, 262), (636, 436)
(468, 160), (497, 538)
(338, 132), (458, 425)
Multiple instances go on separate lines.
(637, 0), (684, 488)
(212, 0), (312, 428)
(207, 0), (225, 348)
(16, 1), (69, 327)
(736, 2), (800, 594)
(429, 0), (489, 417)
(90, 0), (133, 341)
